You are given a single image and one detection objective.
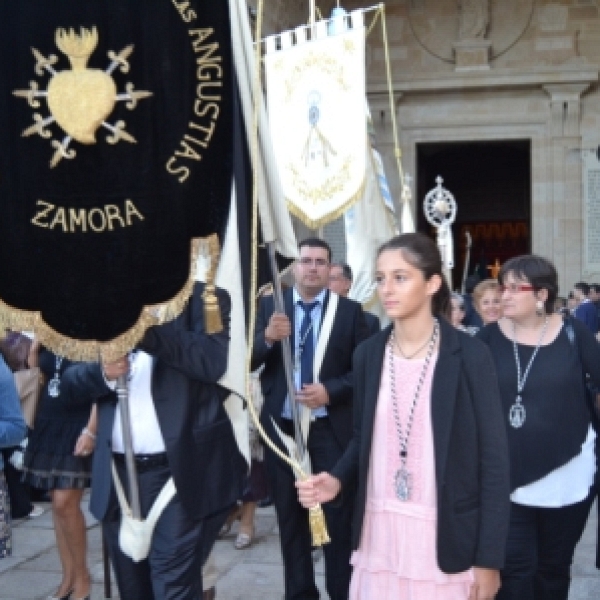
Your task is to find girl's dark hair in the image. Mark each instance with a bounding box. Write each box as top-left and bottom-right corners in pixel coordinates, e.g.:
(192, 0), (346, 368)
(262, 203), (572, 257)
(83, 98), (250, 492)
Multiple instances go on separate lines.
(377, 233), (451, 319)
(498, 254), (558, 314)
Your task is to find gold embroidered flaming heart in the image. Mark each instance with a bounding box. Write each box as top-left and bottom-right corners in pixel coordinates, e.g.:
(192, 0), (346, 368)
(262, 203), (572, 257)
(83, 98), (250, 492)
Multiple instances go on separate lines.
(13, 27), (153, 168)
(48, 28), (116, 145)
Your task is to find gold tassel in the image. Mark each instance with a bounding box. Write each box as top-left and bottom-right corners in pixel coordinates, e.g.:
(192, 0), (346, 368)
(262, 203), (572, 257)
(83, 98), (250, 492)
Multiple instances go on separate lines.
(202, 283), (223, 335)
(202, 234), (223, 335)
(308, 505), (331, 547)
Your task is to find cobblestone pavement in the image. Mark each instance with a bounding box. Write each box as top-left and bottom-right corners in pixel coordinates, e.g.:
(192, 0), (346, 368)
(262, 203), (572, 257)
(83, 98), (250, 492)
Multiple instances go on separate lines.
(0, 497), (597, 599)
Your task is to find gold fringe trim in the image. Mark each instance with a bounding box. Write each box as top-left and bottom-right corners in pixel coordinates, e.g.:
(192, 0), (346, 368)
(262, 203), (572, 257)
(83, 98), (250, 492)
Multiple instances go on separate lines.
(201, 234), (223, 334)
(308, 505), (331, 546)
(0, 238), (203, 363)
(286, 173), (367, 230)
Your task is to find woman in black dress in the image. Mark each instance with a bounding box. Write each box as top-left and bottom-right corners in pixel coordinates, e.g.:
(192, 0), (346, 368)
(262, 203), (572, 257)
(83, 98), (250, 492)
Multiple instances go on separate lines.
(22, 342), (96, 600)
(478, 255), (600, 599)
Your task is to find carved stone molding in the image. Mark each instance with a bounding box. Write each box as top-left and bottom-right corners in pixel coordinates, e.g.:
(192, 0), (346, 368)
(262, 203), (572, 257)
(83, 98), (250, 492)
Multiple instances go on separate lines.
(453, 38), (492, 71)
(408, 0), (534, 63)
(543, 84), (591, 138)
(368, 66), (599, 95)
(367, 93), (404, 124)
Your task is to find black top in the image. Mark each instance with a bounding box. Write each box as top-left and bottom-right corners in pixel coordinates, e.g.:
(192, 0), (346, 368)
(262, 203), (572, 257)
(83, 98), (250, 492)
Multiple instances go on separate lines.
(477, 319), (600, 490)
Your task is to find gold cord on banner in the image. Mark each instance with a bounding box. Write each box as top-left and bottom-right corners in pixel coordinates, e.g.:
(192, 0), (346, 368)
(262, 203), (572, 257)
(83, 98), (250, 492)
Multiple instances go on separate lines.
(366, 5), (407, 188)
(379, 5), (407, 191)
(365, 4), (412, 228)
(247, 0), (330, 547)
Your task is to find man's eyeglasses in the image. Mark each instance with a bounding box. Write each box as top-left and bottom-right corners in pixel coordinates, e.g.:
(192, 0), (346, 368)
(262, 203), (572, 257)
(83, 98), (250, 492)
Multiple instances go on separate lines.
(499, 284), (536, 294)
(299, 257), (329, 267)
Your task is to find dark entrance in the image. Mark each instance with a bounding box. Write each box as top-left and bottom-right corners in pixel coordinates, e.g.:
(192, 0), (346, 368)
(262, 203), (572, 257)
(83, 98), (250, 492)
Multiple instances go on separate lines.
(416, 140), (531, 292)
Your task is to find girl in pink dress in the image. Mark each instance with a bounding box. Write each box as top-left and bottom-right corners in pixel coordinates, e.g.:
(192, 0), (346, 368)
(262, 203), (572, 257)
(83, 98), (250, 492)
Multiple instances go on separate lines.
(297, 233), (510, 600)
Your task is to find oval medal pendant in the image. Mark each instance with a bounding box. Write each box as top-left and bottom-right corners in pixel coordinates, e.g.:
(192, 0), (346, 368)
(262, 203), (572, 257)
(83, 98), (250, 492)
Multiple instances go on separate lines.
(48, 376), (61, 398)
(395, 468), (412, 502)
(509, 400), (526, 428)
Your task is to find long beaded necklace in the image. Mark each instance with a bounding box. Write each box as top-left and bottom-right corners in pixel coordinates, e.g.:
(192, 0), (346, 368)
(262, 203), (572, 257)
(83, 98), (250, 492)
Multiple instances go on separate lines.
(388, 319), (439, 501)
(47, 355), (64, 398)
(508, 316), (549, 429)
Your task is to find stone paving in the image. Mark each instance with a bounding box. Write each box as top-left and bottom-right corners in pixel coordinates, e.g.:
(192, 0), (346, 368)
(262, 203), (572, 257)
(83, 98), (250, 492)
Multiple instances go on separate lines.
(0, 496), (597, 599)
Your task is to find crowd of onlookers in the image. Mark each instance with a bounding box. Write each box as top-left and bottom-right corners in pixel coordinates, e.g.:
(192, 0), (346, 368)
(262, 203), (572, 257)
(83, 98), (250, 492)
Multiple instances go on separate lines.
(450, 276), (600, 338)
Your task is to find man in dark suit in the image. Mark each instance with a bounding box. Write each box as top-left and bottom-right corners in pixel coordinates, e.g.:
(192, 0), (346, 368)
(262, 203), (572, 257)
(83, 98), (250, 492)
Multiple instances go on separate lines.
(573, 281), (599, 334)
(590, 284), (600, 327)
(252, 239), (368, 600)
(329, 262), (380, 336)
(61, 283), (247, 600)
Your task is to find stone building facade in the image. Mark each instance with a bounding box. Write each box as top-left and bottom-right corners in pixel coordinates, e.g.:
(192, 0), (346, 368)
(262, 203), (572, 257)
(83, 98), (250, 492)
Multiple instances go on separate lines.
(251, 0), (600, 292)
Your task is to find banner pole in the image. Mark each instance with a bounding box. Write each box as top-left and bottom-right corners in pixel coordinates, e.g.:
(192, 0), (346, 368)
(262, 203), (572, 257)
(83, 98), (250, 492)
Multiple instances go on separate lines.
(267, 242), (307, 463)
(309, 0), (316, 26)
(116, 375), (141, 519)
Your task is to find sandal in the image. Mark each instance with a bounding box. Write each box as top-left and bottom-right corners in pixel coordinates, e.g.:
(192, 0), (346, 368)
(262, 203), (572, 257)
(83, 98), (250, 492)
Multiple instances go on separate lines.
(234, 527), (254, 549)
(46, 590), (73, 600)
(219, 504), (242, 537)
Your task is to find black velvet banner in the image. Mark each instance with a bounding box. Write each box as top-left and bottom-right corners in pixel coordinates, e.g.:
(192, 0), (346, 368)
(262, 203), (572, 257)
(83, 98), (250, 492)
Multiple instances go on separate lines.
(0, 1), (232, 343)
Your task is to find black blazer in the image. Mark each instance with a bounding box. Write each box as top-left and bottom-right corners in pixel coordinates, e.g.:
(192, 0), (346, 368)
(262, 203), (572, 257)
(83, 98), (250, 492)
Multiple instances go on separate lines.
(251, 288), (368, 449)
(363, 311), (381, 337)
(60, 283), (247, 522)
(332, 318), (510, 573)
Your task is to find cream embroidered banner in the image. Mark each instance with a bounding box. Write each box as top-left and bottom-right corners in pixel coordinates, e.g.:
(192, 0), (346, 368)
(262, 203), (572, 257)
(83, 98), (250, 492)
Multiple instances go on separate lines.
(346, 145), (397, 326)
(265, 19), (366, 229)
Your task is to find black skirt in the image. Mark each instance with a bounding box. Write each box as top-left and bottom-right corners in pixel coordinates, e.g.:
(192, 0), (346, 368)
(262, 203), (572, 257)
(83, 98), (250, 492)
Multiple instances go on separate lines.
(22, 350), (93, 490)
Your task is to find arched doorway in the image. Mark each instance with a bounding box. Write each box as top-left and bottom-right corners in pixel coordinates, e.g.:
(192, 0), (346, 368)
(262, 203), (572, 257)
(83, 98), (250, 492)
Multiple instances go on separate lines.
(417, 139), (531, 290)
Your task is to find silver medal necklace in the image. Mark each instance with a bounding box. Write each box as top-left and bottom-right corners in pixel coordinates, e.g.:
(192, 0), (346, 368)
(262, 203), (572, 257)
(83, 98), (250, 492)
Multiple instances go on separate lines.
(294, 322), (314, 373)
(509, 316), (549, 428)
(388, 319), (439, 502)
(48, 355), (64, 398)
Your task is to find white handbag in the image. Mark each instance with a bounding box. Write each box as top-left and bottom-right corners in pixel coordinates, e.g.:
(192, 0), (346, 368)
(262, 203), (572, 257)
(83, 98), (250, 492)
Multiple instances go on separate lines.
(111, 462), (176, 562)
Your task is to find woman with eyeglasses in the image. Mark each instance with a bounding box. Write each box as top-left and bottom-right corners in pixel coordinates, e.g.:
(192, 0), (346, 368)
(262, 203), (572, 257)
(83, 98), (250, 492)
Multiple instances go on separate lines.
(473, 279), (503, 326)
(477, 255), (600, 600)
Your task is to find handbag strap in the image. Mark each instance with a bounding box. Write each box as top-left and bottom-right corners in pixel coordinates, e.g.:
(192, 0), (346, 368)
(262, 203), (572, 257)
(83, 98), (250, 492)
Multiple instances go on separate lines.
(111, 461), (176, 524)
(111, 461), (133, 517)
(563, 315), (600, 429)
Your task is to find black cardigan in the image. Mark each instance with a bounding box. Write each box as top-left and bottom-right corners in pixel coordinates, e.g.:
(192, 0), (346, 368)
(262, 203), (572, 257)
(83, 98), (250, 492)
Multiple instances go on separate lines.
(331, 318), (510, 573)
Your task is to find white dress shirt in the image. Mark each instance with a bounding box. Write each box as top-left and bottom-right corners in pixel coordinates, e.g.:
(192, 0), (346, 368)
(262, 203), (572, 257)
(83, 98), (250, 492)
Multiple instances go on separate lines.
(111, 351), (166, 454)
(281, 288), (328, 420)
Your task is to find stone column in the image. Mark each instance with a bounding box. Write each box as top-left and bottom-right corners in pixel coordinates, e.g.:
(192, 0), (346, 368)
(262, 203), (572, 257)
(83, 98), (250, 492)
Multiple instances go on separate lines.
(543, 84), (589, 289)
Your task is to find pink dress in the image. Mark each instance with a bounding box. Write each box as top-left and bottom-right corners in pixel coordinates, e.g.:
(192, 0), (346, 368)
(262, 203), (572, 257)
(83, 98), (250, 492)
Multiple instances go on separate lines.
(349, 352), (474, 599)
